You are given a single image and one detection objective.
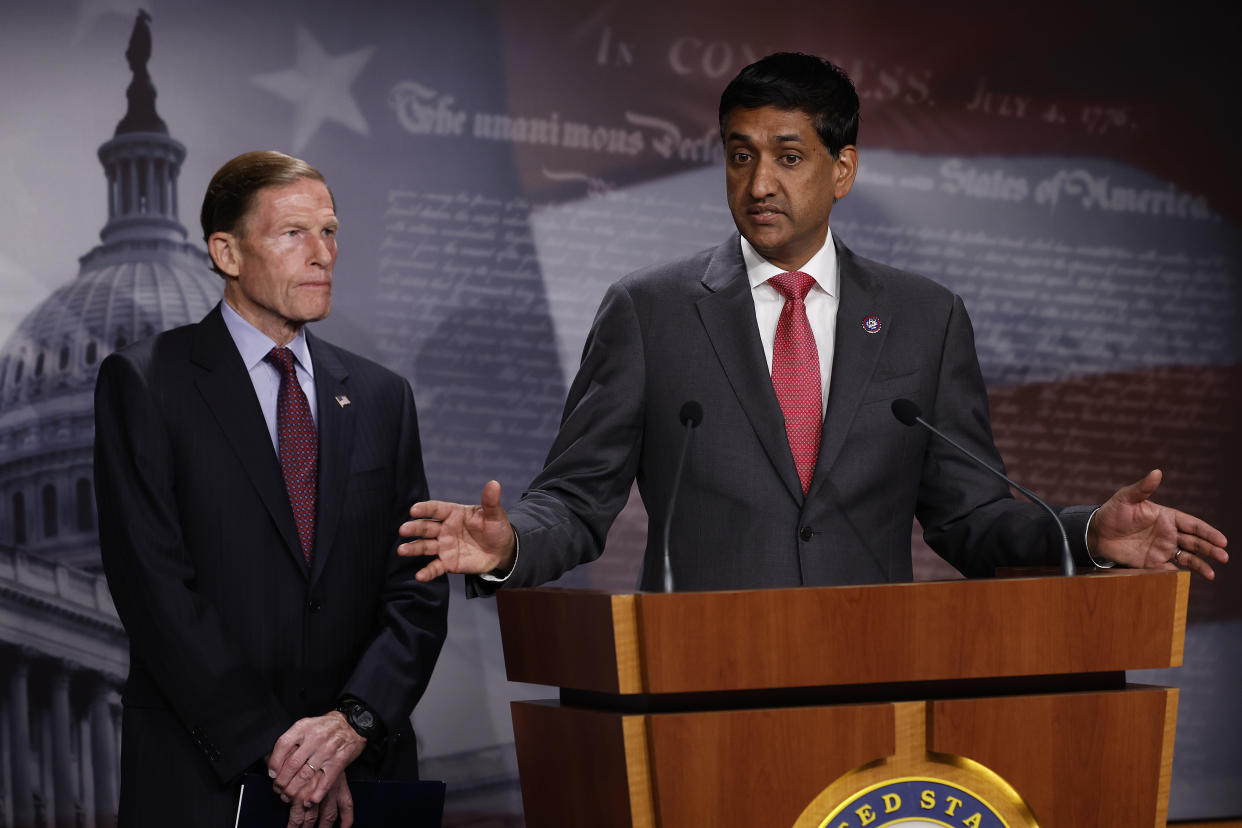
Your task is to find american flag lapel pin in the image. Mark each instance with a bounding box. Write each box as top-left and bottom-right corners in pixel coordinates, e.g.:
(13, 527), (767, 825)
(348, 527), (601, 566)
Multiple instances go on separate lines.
(335, 394), (351, 408)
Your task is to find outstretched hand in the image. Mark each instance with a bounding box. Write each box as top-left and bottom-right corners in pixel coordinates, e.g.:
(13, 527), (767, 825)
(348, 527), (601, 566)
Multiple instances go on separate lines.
(399, 480), (517, 582)
(1089, 470), (1228, 579)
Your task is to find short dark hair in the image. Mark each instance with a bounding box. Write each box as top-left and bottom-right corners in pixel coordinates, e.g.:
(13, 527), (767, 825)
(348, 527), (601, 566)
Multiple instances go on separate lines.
(719, 52), (860, 158)
(200, 150), (331, 276)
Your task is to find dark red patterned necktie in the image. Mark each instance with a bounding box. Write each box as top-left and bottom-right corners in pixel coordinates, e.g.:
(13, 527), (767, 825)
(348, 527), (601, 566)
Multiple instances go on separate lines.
(265, 347), (317, 566)
(768, 271), (822, 496)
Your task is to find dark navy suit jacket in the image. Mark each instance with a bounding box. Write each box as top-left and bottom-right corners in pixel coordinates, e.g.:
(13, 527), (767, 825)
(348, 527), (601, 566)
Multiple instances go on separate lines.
(95, 304), (448, 825)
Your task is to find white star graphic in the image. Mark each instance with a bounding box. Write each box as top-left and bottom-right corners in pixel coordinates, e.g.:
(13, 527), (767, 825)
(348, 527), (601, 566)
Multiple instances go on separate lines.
(252, 26), (375, 153)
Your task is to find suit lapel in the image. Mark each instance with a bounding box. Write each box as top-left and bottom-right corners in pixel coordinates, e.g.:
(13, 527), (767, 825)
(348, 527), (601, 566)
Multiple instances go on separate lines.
(697, 237), (804, 503)
(808, 238), (890, 498)
(307, 333), (354, 586)
(191, 306), (307, 576)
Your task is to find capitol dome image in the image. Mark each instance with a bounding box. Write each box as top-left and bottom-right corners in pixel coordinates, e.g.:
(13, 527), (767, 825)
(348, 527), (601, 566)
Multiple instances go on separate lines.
(0, 12), (219, 824)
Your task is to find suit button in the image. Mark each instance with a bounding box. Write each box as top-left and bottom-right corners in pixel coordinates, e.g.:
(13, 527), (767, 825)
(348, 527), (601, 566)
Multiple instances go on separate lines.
(799, 526), (814, 542)
(307, 599), (322, 614)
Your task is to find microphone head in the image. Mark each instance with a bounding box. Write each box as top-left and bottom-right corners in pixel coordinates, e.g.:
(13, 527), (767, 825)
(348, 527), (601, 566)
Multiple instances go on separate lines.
(679, 400), (703, 428)
(891, 398), (921, 426)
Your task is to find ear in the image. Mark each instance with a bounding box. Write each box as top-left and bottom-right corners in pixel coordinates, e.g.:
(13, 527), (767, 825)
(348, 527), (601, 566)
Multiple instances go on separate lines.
(208, 232), (242, 278)
(832, 145), (859, 200)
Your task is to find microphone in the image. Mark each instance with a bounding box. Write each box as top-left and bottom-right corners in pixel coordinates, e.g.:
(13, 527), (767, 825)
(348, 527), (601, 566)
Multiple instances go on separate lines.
(661, 401), (703, 592)
(891, 398), (1075, 576)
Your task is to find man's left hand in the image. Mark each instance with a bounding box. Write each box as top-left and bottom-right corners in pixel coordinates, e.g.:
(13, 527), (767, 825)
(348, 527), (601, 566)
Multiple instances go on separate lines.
(269, 711), (366, 811)
(1089, 469), (1229, 579)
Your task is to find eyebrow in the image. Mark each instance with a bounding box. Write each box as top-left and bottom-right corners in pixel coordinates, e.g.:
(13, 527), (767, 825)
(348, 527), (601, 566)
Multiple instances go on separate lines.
(726, 131), (806, 144)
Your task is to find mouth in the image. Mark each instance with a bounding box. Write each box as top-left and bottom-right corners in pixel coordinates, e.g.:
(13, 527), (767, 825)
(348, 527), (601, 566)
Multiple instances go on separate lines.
(747, 203), (784, 224)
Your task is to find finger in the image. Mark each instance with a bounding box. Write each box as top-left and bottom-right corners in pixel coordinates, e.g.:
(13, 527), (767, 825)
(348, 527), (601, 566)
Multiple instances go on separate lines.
(407, 499), (457, 521)
(296, 758), (333, 805)
(414, 558), (448, 582)
(307, 758), (339, 805)
(281, 743), (329, 802)
(397, 535), (440, 558)
(286, 801), (312, 828)
(1180, 531), (1230, 563)
(1175, 511), (1229, 550)
(318, 795), (339, 827)
(269, 727), (304, 779)
(481, 479), (503, 516)
(274, 745), (314, 794)
(399, 518), (442, 540)
(338, 779), (355, 828)
(1118, 469), (1162, 504)
(1176, 548), (1217, 580)
(398, 518), (446, 543)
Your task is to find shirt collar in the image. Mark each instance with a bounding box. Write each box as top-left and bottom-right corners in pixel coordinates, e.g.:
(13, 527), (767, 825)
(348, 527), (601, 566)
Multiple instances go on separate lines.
(220, 300), (314, 376)
(741, 233), (839, 298)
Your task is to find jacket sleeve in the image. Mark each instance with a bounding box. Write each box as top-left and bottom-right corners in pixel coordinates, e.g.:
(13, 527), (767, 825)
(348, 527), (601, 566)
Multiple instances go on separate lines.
(338, 378), (449, 735)
(916, 295), (1096, 574)
(468, 280), (646, 596)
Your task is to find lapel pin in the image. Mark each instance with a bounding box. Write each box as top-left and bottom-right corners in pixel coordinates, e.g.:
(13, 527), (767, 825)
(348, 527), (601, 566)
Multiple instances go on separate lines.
(861, 316), (882, 334)
(335, 395), (351, 408)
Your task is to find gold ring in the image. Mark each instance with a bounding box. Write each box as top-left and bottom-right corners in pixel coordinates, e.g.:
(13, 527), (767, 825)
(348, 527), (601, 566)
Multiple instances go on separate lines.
(306, 761), (318, 772)
(1174, 548), (1184, 563)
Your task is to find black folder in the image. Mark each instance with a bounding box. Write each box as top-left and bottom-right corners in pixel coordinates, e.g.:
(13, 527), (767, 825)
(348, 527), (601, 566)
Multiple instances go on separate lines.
(234, 773), (445, 827)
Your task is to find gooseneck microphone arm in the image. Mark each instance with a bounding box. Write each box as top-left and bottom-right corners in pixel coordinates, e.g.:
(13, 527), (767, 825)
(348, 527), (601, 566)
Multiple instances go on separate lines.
(662, 401), (703, 593)
(891, 398), (1075, 576)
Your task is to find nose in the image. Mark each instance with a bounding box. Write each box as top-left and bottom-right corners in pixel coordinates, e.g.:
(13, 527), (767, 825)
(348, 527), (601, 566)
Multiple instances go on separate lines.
(309, 233), (335, 268)
(748, 158), (778, 200)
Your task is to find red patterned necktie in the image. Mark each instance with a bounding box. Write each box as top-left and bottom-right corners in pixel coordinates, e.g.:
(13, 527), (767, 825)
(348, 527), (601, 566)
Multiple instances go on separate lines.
(265, 347), (317, 566)
(768, 271), (822, 496)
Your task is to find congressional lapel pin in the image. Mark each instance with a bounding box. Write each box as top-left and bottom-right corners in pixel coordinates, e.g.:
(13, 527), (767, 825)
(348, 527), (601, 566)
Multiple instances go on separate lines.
(335, 395), (351, 408)
(862, 315), (882, 334)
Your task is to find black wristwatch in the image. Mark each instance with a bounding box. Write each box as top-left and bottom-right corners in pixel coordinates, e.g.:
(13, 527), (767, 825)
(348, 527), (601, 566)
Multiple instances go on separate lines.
(335, 697), (387, 754)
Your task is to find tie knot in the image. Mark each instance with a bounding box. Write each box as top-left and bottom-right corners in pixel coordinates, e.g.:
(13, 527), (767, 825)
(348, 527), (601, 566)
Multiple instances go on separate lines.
(265, 346), (297, 377)
(768, 271), (815, 302)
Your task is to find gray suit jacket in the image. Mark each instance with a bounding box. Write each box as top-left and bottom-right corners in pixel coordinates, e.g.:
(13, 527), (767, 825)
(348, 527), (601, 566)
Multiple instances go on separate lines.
(477, 234), (1092, 593)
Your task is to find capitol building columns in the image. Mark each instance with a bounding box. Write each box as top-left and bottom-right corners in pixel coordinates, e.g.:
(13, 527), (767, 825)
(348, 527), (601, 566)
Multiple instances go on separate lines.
(0, 647), (121, 828)
(6, 650), (35, 828)
(89, 679), (119, 826)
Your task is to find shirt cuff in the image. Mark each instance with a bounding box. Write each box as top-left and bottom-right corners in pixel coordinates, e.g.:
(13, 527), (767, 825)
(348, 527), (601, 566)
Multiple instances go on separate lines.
(1083, 508), (1116, 569)
(478, 529), (520, 582)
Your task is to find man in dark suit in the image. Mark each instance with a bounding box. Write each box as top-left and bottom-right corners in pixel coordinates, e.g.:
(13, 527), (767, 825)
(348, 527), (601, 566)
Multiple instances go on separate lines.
(398, 53), (1227, 590)
(95, 151), (448, 826)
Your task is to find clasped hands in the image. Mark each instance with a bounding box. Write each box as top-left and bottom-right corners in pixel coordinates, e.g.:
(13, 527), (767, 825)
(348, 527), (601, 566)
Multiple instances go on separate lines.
(267, 710), (366, 827)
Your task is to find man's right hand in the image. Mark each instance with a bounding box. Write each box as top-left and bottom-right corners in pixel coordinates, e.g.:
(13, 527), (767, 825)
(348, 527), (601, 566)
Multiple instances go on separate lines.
(399, 480), (516, 582)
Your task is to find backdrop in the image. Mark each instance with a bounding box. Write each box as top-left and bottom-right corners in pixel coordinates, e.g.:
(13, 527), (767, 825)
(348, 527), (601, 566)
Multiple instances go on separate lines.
(0, 1), (1238, 824)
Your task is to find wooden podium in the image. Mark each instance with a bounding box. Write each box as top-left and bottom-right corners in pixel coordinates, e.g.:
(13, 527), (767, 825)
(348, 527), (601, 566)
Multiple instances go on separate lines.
(497, 570), (1188, 828)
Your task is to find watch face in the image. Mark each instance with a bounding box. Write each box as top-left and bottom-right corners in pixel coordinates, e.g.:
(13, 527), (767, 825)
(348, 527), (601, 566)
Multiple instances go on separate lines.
(354, 709), (375, 730)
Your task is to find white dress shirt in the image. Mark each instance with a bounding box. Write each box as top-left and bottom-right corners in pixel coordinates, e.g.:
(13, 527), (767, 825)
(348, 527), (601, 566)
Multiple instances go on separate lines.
(742, 234), (839, 415)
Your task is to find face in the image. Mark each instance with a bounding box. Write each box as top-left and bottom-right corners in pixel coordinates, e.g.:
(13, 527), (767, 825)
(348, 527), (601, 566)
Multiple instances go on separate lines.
(723, 105), (857, 271)
(210, 177), (338, 345)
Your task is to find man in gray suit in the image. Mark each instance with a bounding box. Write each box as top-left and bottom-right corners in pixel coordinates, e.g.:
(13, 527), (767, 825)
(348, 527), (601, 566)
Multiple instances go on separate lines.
(399, 53), (1227, 590)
